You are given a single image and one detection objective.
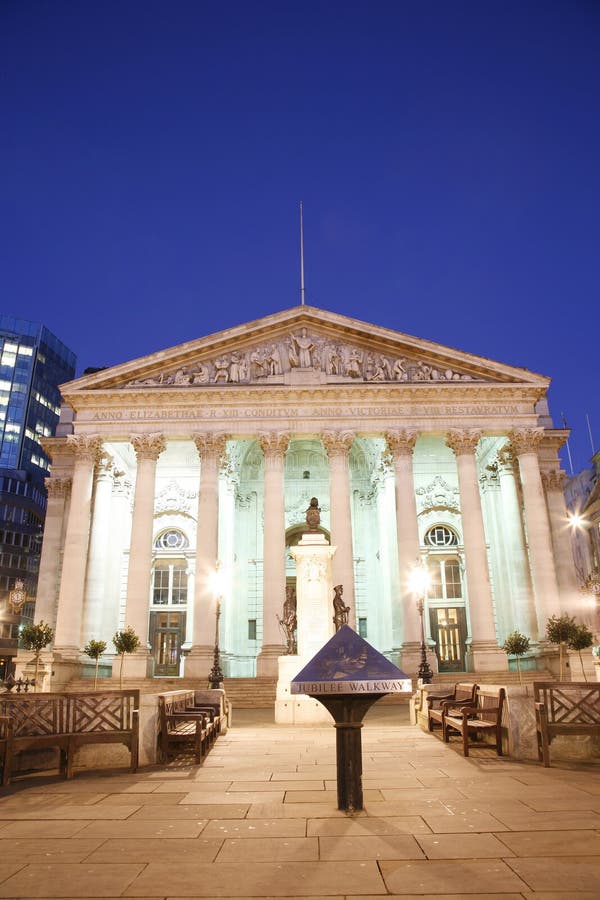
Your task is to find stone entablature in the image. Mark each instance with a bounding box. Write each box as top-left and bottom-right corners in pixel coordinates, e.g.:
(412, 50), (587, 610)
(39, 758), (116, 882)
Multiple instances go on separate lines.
(122, 328), (488, 388)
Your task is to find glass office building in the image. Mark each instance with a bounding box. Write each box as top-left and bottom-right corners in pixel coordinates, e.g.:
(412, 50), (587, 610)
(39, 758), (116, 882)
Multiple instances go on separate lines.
(0, 315), (76, 678)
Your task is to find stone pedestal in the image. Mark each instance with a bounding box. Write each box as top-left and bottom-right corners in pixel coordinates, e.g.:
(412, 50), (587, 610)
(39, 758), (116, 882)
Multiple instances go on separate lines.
(275, 532), (336, 724)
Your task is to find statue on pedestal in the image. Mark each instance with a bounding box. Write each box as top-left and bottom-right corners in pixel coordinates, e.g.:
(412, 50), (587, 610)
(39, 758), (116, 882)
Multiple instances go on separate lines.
(277, 585), (297, 654)
(333, 584), (350, 632)
(305, 497), (321, 532)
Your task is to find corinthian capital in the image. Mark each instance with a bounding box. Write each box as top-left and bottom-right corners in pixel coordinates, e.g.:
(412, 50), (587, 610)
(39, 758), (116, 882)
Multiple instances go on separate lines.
(66, 434), (104, 463)
(322, 430), (355, 458)
(509, 427), (544, 455)
(193, 432), (228, 460)
(130, 433), (166, 461)
(258, 431), (291, 459)
(541, 468), (565, 491)
(445, 429), (482, 456)
(386, 430), (418, 458)
(45, 476), (72, 499)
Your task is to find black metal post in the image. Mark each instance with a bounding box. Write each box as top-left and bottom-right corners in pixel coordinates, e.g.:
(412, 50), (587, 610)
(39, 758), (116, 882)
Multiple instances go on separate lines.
(208, 600), (224, 689)
(417, 596), (433, 684)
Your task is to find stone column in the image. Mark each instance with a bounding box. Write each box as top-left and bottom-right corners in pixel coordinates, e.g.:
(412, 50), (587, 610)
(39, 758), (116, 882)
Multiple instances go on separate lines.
(496, 445), (536, 636)
(53, 435), (104, 665)
(542, 468), (582, 614)
(123, 433), (166, 677)
(322, 430), (356, 628)
(184, 432), (227, 678)
(34, 477), (71, 632)
(510, 429), (562, 634)
(82, 454), (114, 645)
(446, 430), (505, 670)
(257, 431), (290, 676)
(386, 431), (422, 659)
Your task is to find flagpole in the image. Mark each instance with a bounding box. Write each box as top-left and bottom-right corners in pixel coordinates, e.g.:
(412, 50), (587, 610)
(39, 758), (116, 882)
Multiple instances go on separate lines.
(561, 412), (574, 475)
(300, 201), (305, 306)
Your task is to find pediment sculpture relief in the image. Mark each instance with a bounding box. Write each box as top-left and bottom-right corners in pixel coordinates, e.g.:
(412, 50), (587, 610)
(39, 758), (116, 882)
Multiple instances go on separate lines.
(125, 330), (485, 387)
(415, 475), (460, 514)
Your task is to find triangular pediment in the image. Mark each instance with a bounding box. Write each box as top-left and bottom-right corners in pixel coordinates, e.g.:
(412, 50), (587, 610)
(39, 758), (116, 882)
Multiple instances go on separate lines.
(61, 305), (549, 395)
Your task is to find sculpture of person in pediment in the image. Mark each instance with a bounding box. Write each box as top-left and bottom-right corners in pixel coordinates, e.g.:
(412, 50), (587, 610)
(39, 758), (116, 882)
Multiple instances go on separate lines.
(214, 357), (229, 383)
(191, 363), (210, 384)
(228, 353), (242, 383)
(346, 347), (363, 378)
(290, 328), (315, 368)
(268, 344), (282, 375)
(325, 344), (342, 375)
(393, 357), (408, 381)
(250, 348), (267, 378)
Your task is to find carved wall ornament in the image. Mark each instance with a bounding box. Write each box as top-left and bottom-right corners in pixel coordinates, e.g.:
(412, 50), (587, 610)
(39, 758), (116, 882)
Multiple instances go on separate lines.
(192, 432), (228, 461)
(322, 430), (355, 458)
(154, 479), (198, 516)
(66, 434), (104, 464)
(509, 427), (544, 455)
(45, 476), (72, 499)
(445, 429), (482, 456)
(541, 469), (566, 491)
(130, 433), (167, 461)
(415, 475), (461, 514)
(497, 444), (516, 471)
(123, 329), (487, 388)
(386, 430), (418, 457)
(258, 431), (291, 458)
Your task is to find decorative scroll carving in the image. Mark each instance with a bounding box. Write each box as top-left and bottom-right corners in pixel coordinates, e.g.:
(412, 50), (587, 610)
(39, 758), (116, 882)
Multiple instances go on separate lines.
(445, 429), (482, 456)
(509, 427), (544, 455)
(66, 434), (104, 463)
(497, 444), (516, 472)
(154, 479), (197, 516)
(322, 430), (355, 458)
(124, 329), (486, 388)
(45, 477), (71, 499)
(193, 432), (228, 461)
(386, 430), (418, 458)
(541, 469), (565, 491)
(258, 431), (291, 458)
(130, 433), (166, 461)
(415, 475), (460, 514)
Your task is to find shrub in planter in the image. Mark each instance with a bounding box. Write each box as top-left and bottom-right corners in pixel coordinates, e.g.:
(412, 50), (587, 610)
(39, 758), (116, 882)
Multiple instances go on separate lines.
(502, 631), (530, 686)
(112, 627), (141, 689)
(546, 614), (578, 681)
(568, 623), (594, 681)
(20, 621), (54, 688)
(83, 639), (108, 690)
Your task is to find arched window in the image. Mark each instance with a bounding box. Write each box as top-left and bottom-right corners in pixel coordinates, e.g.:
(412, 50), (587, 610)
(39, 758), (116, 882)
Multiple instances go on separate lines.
(152, 530), (189, 606)
(155, 529), (188, 551)
(425, 525), (458, 548)
(425, 525), (463, 602)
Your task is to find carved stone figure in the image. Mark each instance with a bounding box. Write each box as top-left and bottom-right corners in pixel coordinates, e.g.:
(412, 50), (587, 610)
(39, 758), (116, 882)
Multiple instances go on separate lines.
(277, 585), (297, 654)
(191, 363), (210, 384)
(250, 348), (267, 378)
(213, 357), (229, 383)
(305, 496), (321, 532)
(346, 347), (362, 378)
(228, 353), (242, 383)
(332, 584), (350, 632)
(290, 328), (315, 368)
(325, 344), (342, 375)
(393, 357), (407, 381)
(267, 344), (282, 375)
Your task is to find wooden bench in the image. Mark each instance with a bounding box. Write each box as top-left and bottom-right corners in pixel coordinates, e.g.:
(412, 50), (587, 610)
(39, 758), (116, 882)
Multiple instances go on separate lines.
(0, 715), (14, 787)
(157, 690), (218, 765)
(427, 682), (478, 732)
(0, 690), (139, 784)
(534, 681), (600, 767)
(443, 685), (506, 757)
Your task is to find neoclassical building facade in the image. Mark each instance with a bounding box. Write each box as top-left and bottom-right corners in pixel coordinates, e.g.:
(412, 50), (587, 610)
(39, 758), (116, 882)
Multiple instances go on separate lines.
(33, 306), (581, 686)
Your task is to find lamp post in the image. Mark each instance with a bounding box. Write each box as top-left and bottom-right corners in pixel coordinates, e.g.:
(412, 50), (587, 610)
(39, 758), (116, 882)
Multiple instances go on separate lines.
(208, 562), (225, 689)
(410, 560), (433, 684)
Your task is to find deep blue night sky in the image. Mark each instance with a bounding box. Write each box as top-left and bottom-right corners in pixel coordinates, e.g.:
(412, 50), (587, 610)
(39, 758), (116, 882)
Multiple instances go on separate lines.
(1, 1), (598, 473)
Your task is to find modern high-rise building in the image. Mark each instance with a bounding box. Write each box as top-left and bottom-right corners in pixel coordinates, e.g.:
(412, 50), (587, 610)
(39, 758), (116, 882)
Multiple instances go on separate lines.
(0, 315), (76, 678)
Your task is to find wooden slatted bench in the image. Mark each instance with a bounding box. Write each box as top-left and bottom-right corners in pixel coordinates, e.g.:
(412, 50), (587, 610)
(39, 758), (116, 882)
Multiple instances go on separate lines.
(534, 681), (600, 767)
(0, 690), (140, 784)
(427, 682), (478, 732)
(443, 685), (506, 757)
(157, 691), (217, 765)
(0, 715), (14, 786)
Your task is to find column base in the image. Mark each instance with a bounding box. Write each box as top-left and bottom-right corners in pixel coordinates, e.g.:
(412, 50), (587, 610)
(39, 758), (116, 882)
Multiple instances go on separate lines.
(183, 646), (214, 681)
(257, 644), (286, 677)
(469, 641), (507, 672)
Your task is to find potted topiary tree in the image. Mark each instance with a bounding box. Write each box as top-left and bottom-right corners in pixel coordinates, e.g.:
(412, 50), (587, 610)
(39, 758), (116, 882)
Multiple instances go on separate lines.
(112, 627), (141, 689)
(546, 614), (578, 681)
(20, 621), (54, 689)
(83, 639), (107, 690)
(568, 623), (594, 681)
(502, 630), (530, 686)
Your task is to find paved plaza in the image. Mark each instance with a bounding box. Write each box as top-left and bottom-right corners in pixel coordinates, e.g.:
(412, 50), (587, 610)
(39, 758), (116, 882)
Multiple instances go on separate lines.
(0, 706), (599, 898)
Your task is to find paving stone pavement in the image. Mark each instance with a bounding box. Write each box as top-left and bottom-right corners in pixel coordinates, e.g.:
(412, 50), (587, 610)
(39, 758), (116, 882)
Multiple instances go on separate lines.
(0, 705), (599, 898)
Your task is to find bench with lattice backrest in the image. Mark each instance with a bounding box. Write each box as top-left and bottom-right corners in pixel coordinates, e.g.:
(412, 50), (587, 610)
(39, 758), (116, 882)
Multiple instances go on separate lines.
(443, 685), (506, 757)
(534, 682), (600, 767)
(426, 682), (478, 732)
(0, 690), (139, 784)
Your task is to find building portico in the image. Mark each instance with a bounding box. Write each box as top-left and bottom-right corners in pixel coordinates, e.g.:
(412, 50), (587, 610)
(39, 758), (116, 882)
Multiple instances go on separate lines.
(30, 306), (580, 689)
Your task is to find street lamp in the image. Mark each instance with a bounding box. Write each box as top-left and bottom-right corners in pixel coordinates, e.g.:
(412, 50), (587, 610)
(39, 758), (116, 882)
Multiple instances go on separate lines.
(208, 562), (225, 689)
(409, 559), (433, 684)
